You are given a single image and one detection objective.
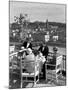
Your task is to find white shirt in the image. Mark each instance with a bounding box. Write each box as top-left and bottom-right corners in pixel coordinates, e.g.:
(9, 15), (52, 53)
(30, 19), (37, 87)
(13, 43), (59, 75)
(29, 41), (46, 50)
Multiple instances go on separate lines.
(27, 43), (30, 48)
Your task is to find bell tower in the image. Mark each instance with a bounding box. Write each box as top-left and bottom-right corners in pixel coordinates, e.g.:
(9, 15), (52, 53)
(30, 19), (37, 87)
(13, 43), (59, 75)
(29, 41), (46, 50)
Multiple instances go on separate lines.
(46, 19), (49, 30)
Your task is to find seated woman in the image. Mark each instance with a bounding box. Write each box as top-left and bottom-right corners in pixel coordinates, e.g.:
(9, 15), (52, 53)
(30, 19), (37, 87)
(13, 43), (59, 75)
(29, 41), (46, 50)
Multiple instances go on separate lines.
(24, 48), (35, 61)
(24, 48), (35, 73)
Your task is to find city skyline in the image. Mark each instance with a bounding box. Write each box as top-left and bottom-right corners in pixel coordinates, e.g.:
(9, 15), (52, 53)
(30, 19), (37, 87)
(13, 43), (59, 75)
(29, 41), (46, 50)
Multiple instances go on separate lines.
(10, 1), (66, 23)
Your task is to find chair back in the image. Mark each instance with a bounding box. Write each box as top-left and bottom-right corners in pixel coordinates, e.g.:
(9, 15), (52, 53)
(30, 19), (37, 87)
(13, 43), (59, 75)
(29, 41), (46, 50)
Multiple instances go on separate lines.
(56, 55), (62, 74)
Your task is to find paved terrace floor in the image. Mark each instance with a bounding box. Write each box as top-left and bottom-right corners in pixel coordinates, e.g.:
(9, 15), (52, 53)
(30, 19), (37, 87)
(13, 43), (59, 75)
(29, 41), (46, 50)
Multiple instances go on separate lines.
(9, 72), (66, 89)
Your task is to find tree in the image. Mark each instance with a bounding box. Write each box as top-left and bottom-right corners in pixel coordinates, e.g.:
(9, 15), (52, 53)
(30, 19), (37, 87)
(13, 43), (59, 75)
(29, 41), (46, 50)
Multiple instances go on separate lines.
(10, 13), (30, 42)
(14, 13), (29, 25)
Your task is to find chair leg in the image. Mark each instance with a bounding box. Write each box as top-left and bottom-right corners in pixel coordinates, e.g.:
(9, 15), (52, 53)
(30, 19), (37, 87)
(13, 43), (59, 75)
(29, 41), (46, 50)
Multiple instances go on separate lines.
(21, 77), (23, 88)
(56, 75), (58, 83)
(34, 77), (36, 86)
(34, 82), (36, 85)
(21, 81), (22, 88)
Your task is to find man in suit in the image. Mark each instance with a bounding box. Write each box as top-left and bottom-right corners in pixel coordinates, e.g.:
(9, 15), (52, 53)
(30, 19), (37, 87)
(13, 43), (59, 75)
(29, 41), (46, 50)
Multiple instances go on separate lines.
(43, 44), (49, 60)
(22, 38), (32, 49)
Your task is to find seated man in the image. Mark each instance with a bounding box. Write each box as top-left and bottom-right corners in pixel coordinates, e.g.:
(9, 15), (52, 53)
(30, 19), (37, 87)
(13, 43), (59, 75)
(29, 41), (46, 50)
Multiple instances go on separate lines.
(22, 38), (32, 49)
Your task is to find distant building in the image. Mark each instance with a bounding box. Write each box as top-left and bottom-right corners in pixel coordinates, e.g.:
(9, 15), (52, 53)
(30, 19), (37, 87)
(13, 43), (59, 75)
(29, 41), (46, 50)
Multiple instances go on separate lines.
(46, 19), (49, 29)
(46, 31), (49, 35)
(12, 30), (16, 37)
(10, 45), (15, 53)
(51, 26), (58, 29)
(44, 34), (50, 42)
(51, 30), (53, 33)
(53, 35), (59, 41)
(44, 31), (50, 42)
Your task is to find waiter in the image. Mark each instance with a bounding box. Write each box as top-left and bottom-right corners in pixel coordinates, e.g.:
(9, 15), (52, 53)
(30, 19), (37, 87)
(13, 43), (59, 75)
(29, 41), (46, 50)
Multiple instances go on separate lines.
(38, 43), (49, 60)
(38, 43), (49, 79)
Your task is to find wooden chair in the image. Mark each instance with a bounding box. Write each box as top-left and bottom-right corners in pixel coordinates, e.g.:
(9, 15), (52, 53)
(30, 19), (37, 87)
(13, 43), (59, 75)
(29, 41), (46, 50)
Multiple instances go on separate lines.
(46, 54), (62, 83)
(9, 52), (20, 75)
(20, 56), (40, 88)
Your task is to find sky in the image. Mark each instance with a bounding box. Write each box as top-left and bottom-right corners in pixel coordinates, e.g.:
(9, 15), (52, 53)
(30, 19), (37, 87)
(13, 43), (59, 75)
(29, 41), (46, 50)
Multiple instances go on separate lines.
(10, 1), (66, 23)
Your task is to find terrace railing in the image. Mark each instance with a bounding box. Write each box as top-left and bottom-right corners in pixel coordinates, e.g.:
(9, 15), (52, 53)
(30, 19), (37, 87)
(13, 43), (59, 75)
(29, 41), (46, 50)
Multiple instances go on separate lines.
(9, 50), (66, 72)
(62, 55), (66, 71)
(48, 52), (66, 71)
